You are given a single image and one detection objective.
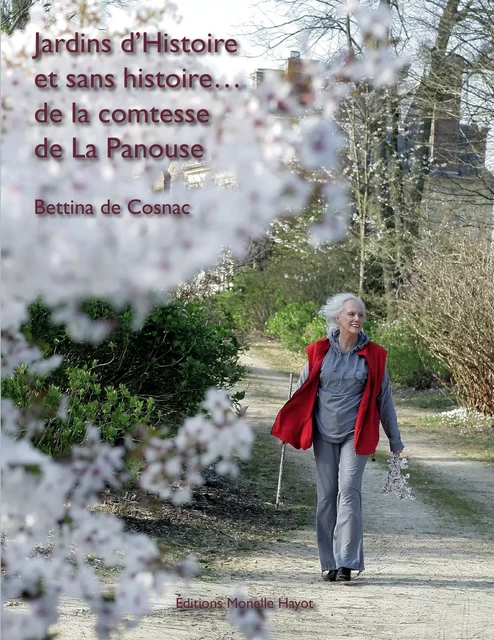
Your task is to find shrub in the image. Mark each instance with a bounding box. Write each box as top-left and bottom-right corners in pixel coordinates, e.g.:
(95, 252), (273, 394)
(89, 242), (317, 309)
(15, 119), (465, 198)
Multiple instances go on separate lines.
(2, 364), (162, 457)
(403, 232), (494, 414)
(371, 318), (451, 389)
(21, 298), (246, 427)
(266, 301), (319, 352)
(210, 271), (284, 333)
(301, 315), (327, 346)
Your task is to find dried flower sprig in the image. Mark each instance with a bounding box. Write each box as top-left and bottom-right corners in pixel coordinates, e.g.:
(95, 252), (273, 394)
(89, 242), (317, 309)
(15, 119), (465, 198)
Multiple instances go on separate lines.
(382, 454), (415, 500)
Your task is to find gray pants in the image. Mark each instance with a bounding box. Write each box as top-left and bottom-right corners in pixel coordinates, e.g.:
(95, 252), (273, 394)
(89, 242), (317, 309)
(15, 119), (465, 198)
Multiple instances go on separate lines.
(313, 435), (369, 572)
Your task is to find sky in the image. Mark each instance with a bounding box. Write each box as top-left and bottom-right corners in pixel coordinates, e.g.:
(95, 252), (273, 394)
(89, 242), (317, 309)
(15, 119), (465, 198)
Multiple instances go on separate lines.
(108, 0), (286, 81)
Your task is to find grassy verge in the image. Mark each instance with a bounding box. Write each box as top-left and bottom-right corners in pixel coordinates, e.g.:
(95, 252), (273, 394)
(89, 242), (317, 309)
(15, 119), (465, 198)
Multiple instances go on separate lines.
(393, 389), (457, 410)
(395, 409), (494, 462)
(373, 450), (492, 535)
(92, 335), (316, 580)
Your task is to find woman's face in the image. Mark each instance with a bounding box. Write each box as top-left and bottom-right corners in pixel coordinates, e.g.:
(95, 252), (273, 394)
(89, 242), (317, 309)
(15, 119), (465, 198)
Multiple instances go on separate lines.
(336, 300), (365, 335)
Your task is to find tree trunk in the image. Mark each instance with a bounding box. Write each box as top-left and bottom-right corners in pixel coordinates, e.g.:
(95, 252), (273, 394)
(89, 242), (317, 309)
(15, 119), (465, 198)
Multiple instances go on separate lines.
(11, 0), (32, 31)
(409, 0), (465, 210)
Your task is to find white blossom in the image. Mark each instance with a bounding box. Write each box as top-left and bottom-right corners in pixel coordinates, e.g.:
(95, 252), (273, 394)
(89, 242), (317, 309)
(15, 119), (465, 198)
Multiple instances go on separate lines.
(228, 588), (271, 640)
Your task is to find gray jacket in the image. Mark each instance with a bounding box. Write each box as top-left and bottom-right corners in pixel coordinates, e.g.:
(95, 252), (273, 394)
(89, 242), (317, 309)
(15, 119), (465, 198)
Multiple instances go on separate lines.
(296, 329), (404, 452)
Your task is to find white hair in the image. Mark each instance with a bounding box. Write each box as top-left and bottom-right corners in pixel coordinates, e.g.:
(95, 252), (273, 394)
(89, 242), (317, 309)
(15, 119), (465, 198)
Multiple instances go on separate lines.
(319, 292), (366, 333)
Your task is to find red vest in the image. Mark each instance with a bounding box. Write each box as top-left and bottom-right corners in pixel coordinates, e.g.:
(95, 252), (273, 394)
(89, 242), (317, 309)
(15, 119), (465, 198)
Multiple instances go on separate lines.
(271, 337), (387, 455)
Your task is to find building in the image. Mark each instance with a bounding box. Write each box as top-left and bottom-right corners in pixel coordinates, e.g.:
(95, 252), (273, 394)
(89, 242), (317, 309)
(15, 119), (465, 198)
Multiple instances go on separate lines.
(404, 53), (493, 232)
(251, 50), (316, 105)
(153, 51), (315, 192)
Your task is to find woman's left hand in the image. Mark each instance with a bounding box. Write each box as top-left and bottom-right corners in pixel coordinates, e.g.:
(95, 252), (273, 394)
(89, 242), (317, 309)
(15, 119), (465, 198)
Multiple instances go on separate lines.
(392, 449), (403, 455)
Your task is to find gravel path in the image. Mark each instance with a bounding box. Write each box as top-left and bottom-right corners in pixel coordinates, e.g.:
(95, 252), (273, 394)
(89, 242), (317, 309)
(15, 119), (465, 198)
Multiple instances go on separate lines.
(52, 351), (494, 640)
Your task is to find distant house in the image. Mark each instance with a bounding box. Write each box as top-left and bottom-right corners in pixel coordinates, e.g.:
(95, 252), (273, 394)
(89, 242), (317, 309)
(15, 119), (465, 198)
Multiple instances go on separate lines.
(153, 161), (206, 192)
(153, 51), (316, 192)
(251, 67), (284, 89)
(251, 50), (317, 105)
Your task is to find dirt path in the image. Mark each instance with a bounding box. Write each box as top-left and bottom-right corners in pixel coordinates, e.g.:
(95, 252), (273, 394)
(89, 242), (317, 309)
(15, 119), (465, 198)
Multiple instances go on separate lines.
(52, 351), (494, 640)
(394, 404), (494, 525)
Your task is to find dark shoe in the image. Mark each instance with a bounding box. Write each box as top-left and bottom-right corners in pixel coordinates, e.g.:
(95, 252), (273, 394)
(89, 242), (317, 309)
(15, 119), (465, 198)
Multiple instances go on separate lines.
(336, 567), (352, 582)
(322, 569), (337, 582)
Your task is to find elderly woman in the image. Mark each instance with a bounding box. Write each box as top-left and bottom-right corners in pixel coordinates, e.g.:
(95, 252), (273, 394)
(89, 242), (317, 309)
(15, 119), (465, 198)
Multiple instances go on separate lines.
(271, 293), (404, 582)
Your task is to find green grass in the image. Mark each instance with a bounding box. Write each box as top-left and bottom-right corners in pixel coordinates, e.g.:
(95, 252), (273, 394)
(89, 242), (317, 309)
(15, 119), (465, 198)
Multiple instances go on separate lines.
(397, 409), (494, 462)
(374, 450), (492, 535)
(394, 390), (457, 411)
